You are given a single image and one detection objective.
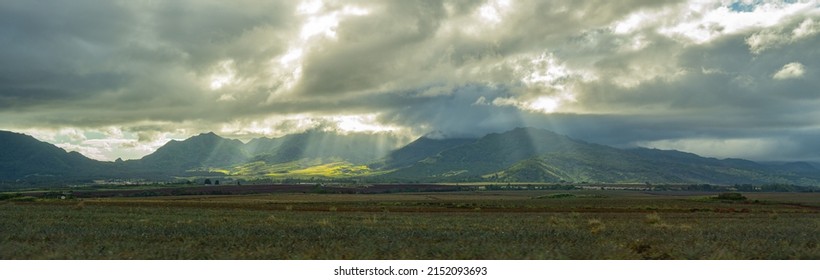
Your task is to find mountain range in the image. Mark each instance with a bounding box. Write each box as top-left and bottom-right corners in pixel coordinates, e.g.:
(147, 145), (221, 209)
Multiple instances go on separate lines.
(2, 128), (819, 186)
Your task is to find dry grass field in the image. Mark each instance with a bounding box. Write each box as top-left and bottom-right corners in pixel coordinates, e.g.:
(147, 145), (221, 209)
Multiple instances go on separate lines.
(1, 190), (817, 259)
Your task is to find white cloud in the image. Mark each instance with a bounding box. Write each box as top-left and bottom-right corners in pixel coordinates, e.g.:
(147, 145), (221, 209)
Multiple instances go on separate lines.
(331, 114), (400, 134)
(208, 60), (237, 90)
(298, 2), (370, 40)
(477, 0), (511, 25)
(491, 97), (519, 107)
(773, 62), (806, 80)
(746, 29), (789, 54)
(490, 95), (571, 114)
(746, 18), (820, 54)
(56, 143), (108, 161)
(638, 137), (792, 160)
(58, 128), (87, 142)
(473, 96), (489, 106)
(527, 96), (561, 113)
(297, 0), (324, 15)
(792, 17), (820, 39)
(660, 0), (815, 44)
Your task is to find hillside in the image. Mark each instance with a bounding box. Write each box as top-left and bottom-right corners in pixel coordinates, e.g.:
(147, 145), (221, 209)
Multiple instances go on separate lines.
(384, 128), (588, 179)
(0, 131), (110, 181)
(371, 136), (476, 170)
(380, 128), (820, 185)
(137, 132), (250, 173)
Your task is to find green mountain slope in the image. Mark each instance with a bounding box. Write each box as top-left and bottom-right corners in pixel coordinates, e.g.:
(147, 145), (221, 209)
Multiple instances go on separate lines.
(385, 127), (584, 179)
(372, 136), (476, 170)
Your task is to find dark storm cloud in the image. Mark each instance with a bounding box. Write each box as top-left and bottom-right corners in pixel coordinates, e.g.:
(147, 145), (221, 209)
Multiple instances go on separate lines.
(295, 0), (447, 96)
(0, 1), (135, 109)
(0, 0), (296, 126)
(149, 0), (296, 72)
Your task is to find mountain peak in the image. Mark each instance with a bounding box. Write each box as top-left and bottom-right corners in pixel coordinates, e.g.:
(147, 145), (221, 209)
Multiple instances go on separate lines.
(187, 132), (225, 141)
(139, 131), (247, 171)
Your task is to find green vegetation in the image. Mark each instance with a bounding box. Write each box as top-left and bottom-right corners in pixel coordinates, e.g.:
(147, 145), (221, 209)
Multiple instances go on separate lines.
(226, 160), (387, 179)
(286, 162), (376, 177)
(543, 193), (577, 199)
(715, 192), (748, 201)
(1, 190), (817, 259)
(6, 196), (37, 202)
(533, 193), (609, 199)
(231, 160), (312, 176)
(0, 192), (22, 200)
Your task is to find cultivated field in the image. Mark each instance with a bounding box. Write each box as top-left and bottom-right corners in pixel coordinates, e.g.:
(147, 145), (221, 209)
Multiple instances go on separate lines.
(1, 189), (817, 259)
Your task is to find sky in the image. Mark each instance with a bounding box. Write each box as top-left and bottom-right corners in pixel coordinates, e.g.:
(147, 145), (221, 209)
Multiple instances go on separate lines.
(0, 0), (818, 162)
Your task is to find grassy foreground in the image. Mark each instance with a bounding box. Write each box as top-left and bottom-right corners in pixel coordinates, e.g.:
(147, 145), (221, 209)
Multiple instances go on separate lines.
(1, 190), (817, 259)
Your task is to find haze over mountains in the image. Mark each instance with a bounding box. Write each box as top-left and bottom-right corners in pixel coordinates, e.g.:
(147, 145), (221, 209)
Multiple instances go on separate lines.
(2, 128), (819, 186)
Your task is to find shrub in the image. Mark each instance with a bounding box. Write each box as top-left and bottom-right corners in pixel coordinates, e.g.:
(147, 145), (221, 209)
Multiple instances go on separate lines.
(548, 215), (562, 226)
(0, 193), (22, 201)
(8, 196), (36, 202)
(716, 192), (747, 201)
(587, 219), (605, 234)
(645, 213), (662, 225)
